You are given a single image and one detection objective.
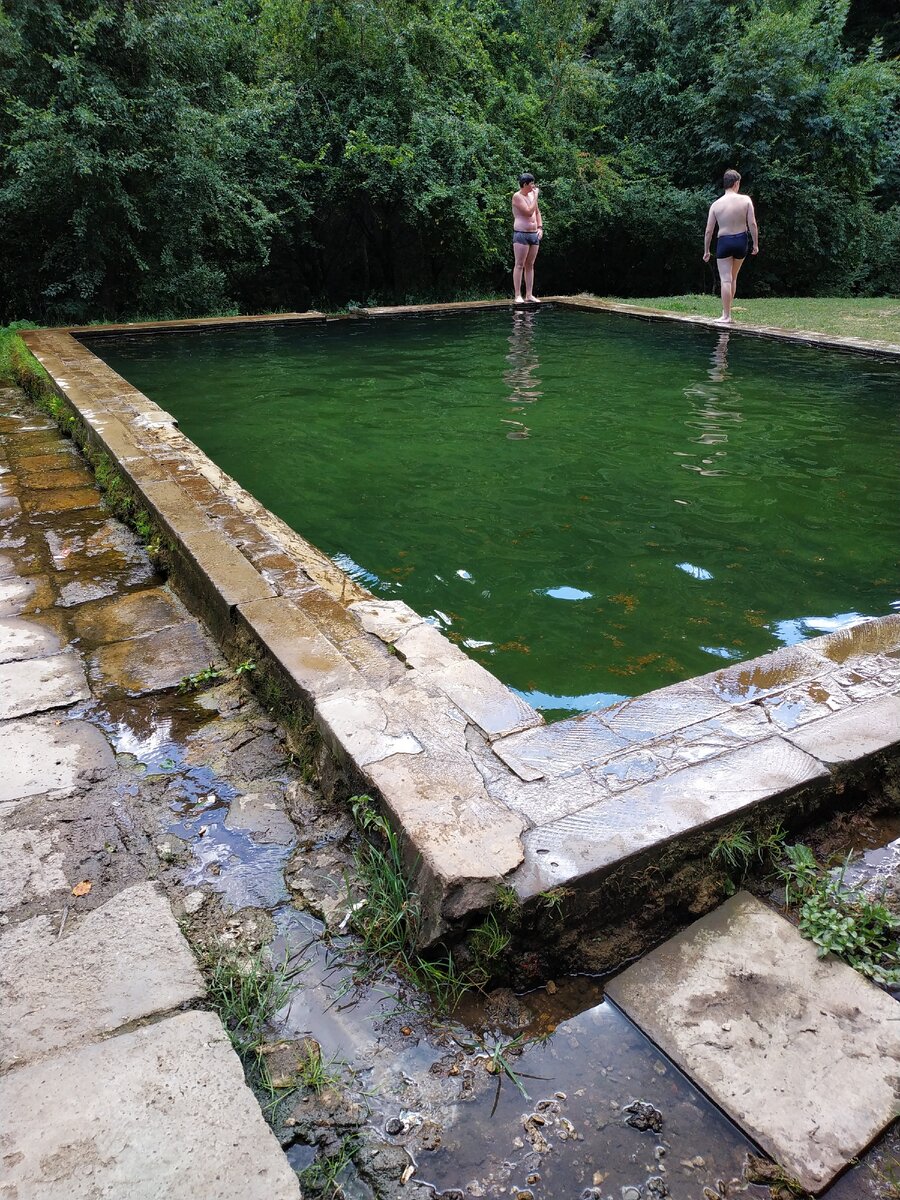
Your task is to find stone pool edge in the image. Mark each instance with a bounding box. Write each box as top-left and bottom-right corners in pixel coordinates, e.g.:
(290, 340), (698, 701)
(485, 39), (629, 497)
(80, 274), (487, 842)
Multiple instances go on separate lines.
(19, 312), (900, 959)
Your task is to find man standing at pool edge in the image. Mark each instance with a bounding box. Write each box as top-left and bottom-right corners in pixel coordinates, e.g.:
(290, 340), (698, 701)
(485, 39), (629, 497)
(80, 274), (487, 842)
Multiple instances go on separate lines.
(703, 169), (759, 324)
(512, 173), (542, 304)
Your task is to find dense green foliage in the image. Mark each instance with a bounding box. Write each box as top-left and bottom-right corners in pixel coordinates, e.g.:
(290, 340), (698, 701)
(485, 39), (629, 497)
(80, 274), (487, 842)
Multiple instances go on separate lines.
(1, 0), (897, 321)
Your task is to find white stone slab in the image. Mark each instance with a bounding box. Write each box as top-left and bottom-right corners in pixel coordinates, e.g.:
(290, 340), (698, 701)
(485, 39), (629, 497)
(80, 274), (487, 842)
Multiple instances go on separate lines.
(0, 651), (89, 719)
(0, 1010), (302, 1199)
(0, 715), (115, 808)
(0, 882), (205, 1069)
(606, 892), (900, 1193)
(0, 616), (62, 664)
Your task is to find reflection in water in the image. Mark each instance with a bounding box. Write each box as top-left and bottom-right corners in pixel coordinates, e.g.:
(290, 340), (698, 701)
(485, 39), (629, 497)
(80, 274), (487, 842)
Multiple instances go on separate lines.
(680, 332), (744, 468)
(502, 310), (543, 439)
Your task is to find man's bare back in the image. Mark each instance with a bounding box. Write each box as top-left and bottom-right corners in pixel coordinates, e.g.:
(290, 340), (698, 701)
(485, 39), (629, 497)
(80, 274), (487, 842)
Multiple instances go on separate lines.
(709, 191), (754, 235)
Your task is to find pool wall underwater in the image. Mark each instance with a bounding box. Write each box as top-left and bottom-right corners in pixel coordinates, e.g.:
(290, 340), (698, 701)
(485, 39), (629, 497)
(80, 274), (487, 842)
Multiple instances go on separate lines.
(21, 300), (900, 963)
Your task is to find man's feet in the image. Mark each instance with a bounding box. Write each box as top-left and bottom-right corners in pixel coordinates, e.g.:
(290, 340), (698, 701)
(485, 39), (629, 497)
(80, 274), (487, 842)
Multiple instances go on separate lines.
(525, 296), (541, 305)
(714, 315), (732, 325)
(514, 295), (525, 304)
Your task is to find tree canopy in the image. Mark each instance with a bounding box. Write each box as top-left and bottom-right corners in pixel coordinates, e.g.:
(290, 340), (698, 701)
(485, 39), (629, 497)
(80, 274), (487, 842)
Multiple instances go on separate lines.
(1, 0), (897, 322)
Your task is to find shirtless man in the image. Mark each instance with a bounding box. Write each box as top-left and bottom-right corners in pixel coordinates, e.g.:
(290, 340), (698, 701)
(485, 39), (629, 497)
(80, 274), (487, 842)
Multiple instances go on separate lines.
(703, 169), (759, 324)
(512, 173), (543, 304)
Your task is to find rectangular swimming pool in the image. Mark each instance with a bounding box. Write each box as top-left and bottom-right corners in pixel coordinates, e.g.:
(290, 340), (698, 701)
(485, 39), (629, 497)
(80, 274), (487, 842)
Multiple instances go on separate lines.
(91, 308), (899, 719)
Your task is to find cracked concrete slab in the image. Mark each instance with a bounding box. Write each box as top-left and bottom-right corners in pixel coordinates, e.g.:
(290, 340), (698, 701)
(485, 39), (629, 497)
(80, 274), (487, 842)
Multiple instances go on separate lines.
(394, 621), (541, 740)
(0, 651), (90, 719)
(606, 892), (900, 1193)
(0, 573), (56, 616)
(0, 882), (205, 1069)
(0, 1011), (302, 1199)
(0, 715), (115, 809)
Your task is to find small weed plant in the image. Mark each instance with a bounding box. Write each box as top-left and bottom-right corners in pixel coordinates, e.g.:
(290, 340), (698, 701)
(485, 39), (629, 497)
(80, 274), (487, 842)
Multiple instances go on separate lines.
(300, 1136), (360, 1199)
(178, 662), (226, 693)
(297, 1042), (343, 1094)
(779, 845), (900, 985)
(711, 822), (787, 890)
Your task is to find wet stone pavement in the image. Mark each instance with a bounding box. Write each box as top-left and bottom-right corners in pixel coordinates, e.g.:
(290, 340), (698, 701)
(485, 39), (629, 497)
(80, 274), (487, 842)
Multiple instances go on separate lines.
(0, 384), (896, 1200)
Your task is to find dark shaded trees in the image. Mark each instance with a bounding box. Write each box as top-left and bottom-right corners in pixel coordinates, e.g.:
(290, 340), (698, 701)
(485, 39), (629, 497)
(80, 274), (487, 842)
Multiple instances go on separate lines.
(0, 0), (897, 322)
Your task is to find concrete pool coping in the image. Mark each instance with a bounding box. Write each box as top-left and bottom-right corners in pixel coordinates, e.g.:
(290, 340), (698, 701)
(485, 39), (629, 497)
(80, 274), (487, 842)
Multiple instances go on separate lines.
(19, 301), (900, 950)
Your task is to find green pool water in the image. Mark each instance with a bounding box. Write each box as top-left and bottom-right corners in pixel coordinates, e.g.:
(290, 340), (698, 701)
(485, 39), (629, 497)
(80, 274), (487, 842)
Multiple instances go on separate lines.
(94, 309), (899, 719)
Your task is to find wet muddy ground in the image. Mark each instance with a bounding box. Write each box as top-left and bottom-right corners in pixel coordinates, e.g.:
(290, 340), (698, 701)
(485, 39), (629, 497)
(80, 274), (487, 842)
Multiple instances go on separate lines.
(2, 385), (898, 1199)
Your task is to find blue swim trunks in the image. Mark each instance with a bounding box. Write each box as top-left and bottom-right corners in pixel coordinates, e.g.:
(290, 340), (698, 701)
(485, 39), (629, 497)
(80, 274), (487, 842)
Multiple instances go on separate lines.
(513, 231), (541, 246)
(716, 232), (750, 259)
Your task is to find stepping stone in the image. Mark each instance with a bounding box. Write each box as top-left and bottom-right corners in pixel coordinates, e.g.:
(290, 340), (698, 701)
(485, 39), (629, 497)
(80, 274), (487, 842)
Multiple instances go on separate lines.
(606, 891), (900, 1193)
(0, 882), (205, 1068)
(88, 621), (219, 694)
(0, 1011), (301, 1199)
(0, 651), (89, 719)
(0, 715), (115, 809)
(71, 586), (186, 646)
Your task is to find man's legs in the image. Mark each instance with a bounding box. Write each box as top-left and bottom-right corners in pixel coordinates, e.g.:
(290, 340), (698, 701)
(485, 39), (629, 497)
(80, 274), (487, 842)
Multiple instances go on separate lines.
(524, 242), (540, 302)
(716, 256), (736, 322)
(513, 242), (529, 301)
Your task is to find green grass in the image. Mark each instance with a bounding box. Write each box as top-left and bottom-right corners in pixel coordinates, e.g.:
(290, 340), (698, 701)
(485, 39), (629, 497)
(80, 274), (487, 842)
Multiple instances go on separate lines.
(595, 295), (900, 344)
(201, 946), (298, 1055)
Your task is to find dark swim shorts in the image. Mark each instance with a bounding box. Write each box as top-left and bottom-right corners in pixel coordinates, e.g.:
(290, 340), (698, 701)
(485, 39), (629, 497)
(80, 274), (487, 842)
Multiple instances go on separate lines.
(716, 232), (750, 259)
(513, 231), (541, 246)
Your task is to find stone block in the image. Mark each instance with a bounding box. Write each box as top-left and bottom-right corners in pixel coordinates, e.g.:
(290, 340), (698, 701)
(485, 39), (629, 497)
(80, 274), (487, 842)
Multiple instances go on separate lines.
(0, 616), (62, 664)
(0, 825), (68, 914)
(0, 574), (57, 616)
(0, 882), (205, 1068)
(237, 596), (362, 701)
(513, 737), (827, 897)
(606, 892), (900, 1193)
(72, 586), (187, 647)
(394, 621), (542, 740)
(88, 620), (219, 694)
(0, 1011), (301, 1199)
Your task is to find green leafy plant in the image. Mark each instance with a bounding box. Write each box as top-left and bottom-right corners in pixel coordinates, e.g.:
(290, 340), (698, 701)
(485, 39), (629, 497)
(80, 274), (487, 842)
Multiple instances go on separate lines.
(779, 845), (900, 985)
(493, 883), (520, 916)
(235, 658), (257, 676)
(799, 886), (900, 985)
(178, 663), (226, 693)
(538, 887), (572, 917)
(777, 842), (819, 907)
